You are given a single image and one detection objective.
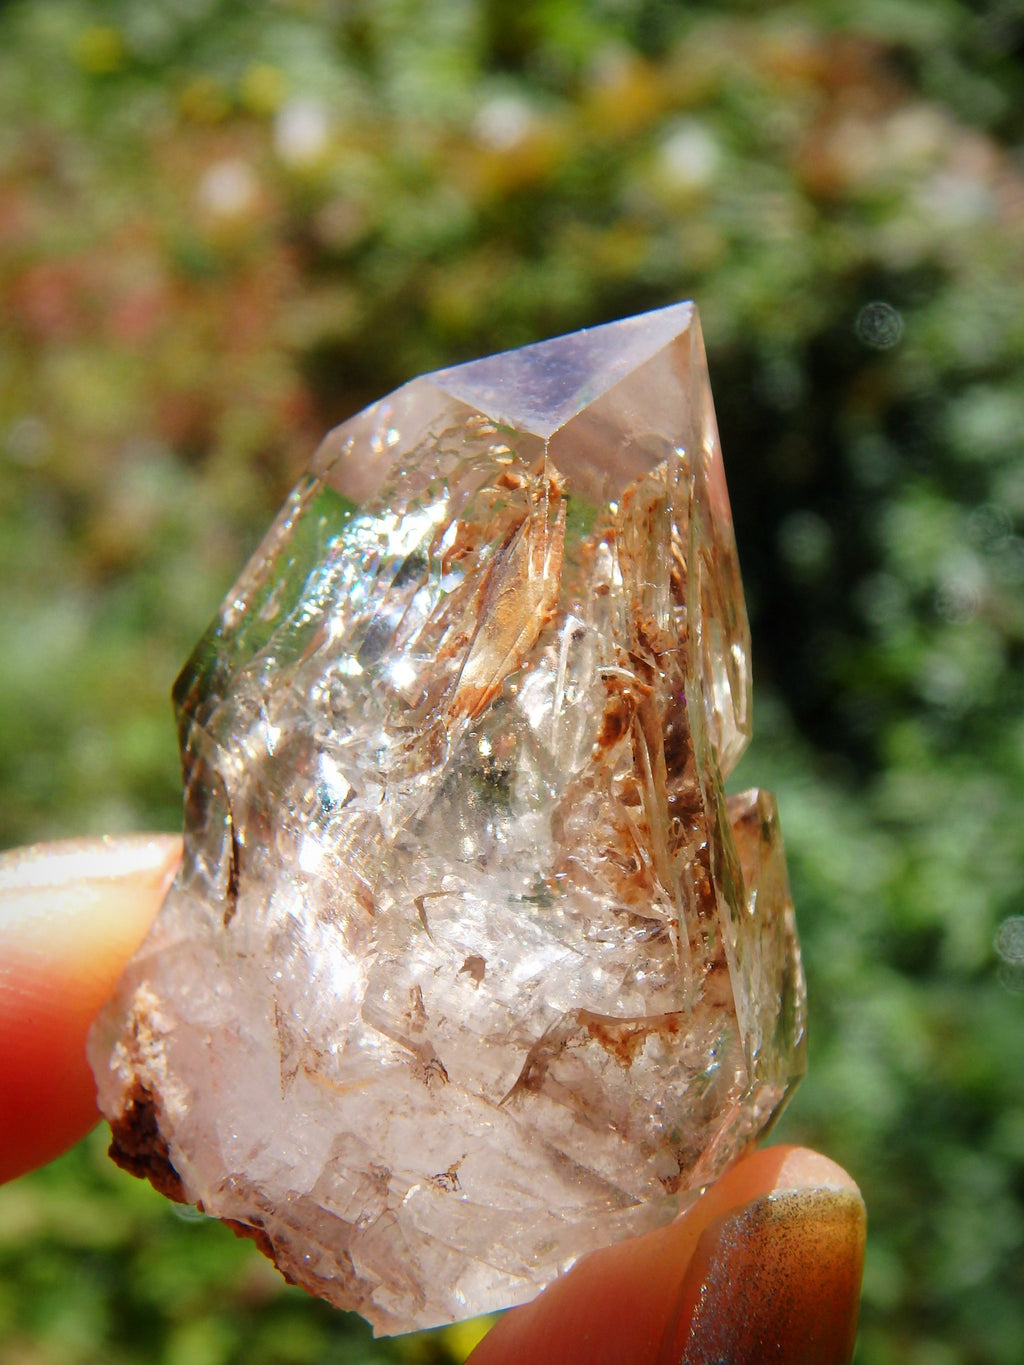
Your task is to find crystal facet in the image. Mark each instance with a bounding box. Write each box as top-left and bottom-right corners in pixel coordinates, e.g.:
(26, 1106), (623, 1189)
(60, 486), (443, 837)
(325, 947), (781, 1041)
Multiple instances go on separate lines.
(89, 303), (806, 1334)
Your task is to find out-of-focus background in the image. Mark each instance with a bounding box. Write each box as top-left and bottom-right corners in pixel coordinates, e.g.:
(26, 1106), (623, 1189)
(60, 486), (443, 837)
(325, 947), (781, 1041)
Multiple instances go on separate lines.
(1, 1), (1022, 1361)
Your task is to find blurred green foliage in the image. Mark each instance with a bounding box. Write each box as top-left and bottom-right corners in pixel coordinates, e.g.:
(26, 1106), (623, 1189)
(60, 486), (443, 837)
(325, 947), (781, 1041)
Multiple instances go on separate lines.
(1, 0), (1023, 1361)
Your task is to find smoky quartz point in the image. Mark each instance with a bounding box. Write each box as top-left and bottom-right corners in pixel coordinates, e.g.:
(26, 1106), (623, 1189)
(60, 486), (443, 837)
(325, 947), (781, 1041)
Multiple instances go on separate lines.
(89, 303), (806, 1334)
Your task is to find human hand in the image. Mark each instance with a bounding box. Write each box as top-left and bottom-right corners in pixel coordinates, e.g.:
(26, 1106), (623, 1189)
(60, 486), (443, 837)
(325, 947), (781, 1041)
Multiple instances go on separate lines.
(0, 836), (865, 1364)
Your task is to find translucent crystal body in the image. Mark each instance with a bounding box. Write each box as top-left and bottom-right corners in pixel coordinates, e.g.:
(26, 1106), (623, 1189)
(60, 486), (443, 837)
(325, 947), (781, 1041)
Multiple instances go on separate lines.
(89, 303), (806, 1334)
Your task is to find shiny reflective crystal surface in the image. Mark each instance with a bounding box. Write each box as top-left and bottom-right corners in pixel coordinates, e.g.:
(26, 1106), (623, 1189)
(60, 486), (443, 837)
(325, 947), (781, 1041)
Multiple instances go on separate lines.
(89, 303), (806, 1335)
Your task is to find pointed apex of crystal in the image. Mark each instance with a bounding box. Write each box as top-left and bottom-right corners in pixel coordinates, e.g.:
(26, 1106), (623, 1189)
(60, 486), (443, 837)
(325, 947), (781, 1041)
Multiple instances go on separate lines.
(430, 300), (696, 438)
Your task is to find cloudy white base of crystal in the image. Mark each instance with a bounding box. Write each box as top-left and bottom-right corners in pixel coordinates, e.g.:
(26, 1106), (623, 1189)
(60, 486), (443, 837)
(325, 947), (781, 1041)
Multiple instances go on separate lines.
(89, 303), (806, 1335)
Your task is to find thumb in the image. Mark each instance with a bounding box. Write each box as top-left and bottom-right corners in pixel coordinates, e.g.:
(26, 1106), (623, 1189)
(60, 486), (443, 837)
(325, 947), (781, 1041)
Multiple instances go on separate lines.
(468, 1146), (864, 1365)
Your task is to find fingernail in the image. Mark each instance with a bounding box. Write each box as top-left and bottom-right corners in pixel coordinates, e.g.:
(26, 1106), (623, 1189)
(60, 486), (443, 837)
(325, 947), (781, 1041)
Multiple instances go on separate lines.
(658, 1182), (866, 1365)
(0, 833), (181, 1013)
(0, 833), (181, 898)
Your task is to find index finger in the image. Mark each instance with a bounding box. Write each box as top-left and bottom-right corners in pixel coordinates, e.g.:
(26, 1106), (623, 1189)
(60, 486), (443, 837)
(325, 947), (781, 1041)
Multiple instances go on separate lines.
(0, 833), (181, 1183)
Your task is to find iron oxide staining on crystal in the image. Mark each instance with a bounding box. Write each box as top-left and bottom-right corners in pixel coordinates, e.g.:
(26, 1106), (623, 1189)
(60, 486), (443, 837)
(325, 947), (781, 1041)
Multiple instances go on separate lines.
(90, 304), (806, 1334)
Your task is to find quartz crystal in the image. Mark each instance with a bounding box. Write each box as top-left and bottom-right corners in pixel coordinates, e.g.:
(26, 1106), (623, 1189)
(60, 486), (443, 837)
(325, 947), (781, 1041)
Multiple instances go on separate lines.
(89, 303), (806, 1335)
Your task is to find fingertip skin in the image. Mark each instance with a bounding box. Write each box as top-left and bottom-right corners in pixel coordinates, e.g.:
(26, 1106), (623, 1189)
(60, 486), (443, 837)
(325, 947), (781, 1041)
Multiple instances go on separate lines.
(660, 1185), (866, 1364)
(468, 1147), (864, 1365)
(0, 834), (181, 1184)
